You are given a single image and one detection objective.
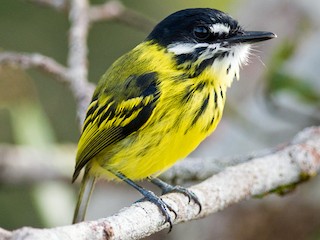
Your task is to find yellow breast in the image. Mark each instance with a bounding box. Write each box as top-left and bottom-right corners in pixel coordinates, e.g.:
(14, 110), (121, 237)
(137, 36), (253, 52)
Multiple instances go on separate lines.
(90, 43), (228, 180)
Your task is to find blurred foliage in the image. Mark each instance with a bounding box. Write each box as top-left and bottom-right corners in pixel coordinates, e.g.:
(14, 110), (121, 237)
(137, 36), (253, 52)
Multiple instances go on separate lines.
(0, 185), (44, 229)
(266, 40), (320, 105)
(0, 66), (55, 145)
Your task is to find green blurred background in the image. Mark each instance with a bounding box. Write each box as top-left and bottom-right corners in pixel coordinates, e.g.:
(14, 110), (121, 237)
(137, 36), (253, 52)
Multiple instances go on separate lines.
(0, 0), (320, 239)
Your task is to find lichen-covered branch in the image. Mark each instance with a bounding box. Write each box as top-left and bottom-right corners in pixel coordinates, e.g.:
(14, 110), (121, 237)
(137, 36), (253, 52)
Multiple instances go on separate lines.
(2, 126), (320, 240)
(0, 228), (11, 240)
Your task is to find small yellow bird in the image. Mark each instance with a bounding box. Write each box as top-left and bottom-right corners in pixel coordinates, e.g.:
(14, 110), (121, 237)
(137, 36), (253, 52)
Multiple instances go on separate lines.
(72, 8), (275, 228)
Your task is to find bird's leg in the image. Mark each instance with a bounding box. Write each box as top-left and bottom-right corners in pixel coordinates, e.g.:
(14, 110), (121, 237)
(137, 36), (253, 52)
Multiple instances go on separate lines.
(148, 177), (202, 213)
(109, 170), (176, 231)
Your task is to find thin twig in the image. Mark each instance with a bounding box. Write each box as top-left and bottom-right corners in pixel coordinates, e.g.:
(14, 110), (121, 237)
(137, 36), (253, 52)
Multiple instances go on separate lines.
(5, 0), (155, 126)
(115, 8), (155, 33)
(0, 51), (94, 126)
(89, 0), (155, 32)
(28, 0), (155, 33)
(161, 144), (286, 184)
(0, 52), (69, 84)
(68, 0), (93, 124)
(89, 0), (125, 22)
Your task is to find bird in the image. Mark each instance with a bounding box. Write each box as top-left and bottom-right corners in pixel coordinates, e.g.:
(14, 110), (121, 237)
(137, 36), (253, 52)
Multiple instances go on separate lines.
(72, 8), (275, 229)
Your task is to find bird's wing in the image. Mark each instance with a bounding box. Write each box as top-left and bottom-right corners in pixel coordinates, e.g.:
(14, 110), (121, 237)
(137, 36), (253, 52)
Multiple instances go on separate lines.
(72, 72), (160, 181)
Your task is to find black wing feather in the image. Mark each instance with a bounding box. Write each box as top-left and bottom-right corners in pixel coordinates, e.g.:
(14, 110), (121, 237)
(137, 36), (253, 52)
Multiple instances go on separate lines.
(72, 72), (159, 181)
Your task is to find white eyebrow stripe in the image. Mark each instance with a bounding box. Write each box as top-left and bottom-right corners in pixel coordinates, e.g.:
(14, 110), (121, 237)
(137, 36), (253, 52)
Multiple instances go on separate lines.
(167, 43), (209, 55)
(210, 23), (230, 34)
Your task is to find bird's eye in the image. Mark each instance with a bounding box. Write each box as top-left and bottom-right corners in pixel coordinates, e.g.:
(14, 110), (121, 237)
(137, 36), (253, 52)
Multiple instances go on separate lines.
(193, 26), (210, 40)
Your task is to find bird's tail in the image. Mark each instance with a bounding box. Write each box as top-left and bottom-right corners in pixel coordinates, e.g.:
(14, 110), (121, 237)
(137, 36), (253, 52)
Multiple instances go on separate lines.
(72, 168), (96, 224)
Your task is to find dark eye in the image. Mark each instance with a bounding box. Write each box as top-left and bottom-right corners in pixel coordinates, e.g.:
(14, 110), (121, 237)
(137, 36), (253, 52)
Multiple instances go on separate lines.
(193, 26), (210, 40)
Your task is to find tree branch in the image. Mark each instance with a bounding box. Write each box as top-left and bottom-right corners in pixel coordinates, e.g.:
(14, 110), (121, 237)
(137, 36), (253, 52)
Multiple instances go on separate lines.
(89, 0), (125, 22)
(0, 0), (94, 125)
(89, 0), (155, 32)
(67, 0), (94, 124)
(0, 50), (94, 126)
(1, 1), (319, 239)
(0, 228), (11, 240)
(2, 126), (320, 240)
(29, 0), (155, 32)
(1, 0), (155, 125)
(0, 52), (69, 84)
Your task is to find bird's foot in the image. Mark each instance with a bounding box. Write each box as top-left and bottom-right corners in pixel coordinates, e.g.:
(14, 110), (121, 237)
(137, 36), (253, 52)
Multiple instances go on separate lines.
(149, 178), (202, 213)
(136, 189), (177, 232)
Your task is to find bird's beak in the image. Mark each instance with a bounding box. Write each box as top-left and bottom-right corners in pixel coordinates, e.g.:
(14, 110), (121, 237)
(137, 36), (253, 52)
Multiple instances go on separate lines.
(227, 31), (276, 44)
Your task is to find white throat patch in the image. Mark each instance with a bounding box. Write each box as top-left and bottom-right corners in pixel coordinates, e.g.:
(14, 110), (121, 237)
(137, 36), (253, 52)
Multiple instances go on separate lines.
(168, 42), (251, 87)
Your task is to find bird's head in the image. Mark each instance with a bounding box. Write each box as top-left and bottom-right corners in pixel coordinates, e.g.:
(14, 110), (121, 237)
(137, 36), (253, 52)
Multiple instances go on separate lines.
(146, 8), (275, 86)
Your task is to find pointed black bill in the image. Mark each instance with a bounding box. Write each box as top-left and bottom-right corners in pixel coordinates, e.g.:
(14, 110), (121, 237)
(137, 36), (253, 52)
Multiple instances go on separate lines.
(227, 31), (276, 44)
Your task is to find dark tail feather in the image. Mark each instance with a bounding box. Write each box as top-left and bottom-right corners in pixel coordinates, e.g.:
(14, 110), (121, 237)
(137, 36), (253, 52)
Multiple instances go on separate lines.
(72, 168), (96, 224)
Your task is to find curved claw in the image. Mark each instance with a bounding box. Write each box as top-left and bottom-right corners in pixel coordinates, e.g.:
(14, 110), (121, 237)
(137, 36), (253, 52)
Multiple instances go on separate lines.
(110, 171), (176, 231)
(149, 178), (202, 214)
(169, 186), (202, 214)
(137, 190), (176, 232)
